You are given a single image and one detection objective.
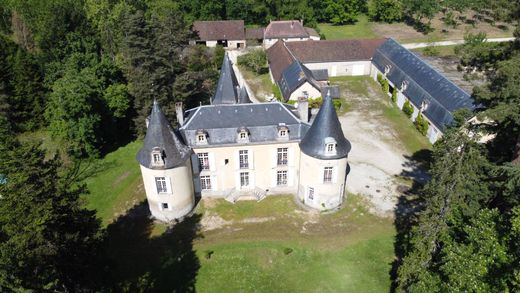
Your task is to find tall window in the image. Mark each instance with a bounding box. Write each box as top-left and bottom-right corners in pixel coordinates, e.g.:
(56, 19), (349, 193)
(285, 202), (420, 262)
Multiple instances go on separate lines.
(200, 175), (211, 190)
(240, 172), (249, 187)
(308, 187), (314, 200)
(323, 167), (333, 183)
(151, 148), (163, 166)
(277, 170), (287, 186)
(161, 203), (169, 210)
(155, 177), (168, 193)
(198, 152), (210, 170)
(277, 148), (288, 165)
(240, 132), (247, 139)
(239, 150), (249, 169)
(327, 144), (334, 152)
(153, 153), (161, 163)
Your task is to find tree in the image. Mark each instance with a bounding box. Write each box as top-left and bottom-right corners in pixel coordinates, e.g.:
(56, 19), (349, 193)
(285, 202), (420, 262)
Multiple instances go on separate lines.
(368, 0), (402, 23)
(0, 118), (106, 291)
(323, 0), (366, 25)
(414, 113), (429, 135)
(391, 87), (397, 103)
(237, 48), (267, 74)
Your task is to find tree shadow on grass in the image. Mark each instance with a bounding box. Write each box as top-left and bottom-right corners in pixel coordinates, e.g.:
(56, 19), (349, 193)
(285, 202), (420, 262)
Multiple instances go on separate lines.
(106, 201), (202, 292)
(390, 148), (431, 292)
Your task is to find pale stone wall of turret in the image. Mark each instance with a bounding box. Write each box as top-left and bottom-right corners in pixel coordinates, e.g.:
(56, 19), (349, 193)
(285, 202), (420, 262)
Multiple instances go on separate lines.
(140, 159), (195, 222)
(297, 152), (348, 210)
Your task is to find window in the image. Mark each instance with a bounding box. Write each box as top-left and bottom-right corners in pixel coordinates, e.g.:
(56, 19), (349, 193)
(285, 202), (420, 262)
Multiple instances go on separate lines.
(200, 175), (211, 190)
(197, 134), (206, 143)
(151, 147), (163, 166)
(240, 172), (249, 187)
(323, 167), (333, 183)
(324, 137), (337, 156)
(327, 144), (335, 152)
(196, 130), (208, 145)
(277, 148), (288, 166)
(155, 177), (168, 193)
(279, 130), (286, 136)
(161, 202), (169, 210)
(277, 170), (287, 186)
(308, 187), (314, 200)
(239, 150), (249, 169)
(198, 152), (210, 170)
(240, 132), (247, 139)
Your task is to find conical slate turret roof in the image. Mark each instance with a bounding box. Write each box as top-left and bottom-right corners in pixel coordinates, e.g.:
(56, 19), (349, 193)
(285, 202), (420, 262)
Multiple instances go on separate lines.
(238, 86), (251, 104)
(299, 93), (351, 159)
(137, 100), (192, 169)
(212, 53), (239, 105)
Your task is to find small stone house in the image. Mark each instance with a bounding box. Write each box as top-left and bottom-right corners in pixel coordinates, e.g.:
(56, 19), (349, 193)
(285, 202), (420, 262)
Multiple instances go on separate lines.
(263, 20), (320, 49)
(190, 20), (246, 49)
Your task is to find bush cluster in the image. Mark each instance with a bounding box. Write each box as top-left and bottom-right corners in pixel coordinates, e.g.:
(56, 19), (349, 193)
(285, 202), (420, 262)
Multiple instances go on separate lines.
(402, 100), (414, 118)
(414, 113), (429, 135)
(237, 49), (267, 74)
(391, 87), (398, 103)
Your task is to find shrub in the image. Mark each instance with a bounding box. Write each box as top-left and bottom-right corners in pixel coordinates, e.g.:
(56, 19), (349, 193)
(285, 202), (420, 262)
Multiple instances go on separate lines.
(333, 100), (342, 111)
(308, 97), (323, 109)
(283, 247), (293, 255)
(391, 87), (397, 103)
(423, 45), (439, 56)
(382, 78), (389, 94)
(272, 84), (283, 101)
(377, 73), (383, 84)
(286, 99), (297, 105)
(414, 113), (429, 135)
(237, 49), (267, 74)
(402, 100), (414, 118)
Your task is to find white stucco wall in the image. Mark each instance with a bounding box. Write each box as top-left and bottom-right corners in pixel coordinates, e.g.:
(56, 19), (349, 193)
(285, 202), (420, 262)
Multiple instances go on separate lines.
(227, 40), (246, 49)
(297, 152), (348, 210)
(193, 142), (301, 196)
(140, 159), (195, 222)
(289, 82), (321, 101)
(303, 61), (372, 77)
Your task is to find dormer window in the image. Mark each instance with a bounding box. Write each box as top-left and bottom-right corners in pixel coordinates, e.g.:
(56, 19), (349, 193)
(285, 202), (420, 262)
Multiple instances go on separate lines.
(384, 65), (392, 75)
(196, 129), (208, 145)
(421, 100), (430, 111)
(401, 80), (409, 91)
(324, 137), (337, 156)
(237, 127), (249, 142)
(151, 147), (164, 167)
(277, 124), (289, 140)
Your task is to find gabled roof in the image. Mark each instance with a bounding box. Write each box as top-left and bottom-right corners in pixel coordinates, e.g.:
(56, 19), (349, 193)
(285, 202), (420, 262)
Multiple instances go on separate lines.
(264, 20), (308, 39)
(192, 20), (245, 41)
(299, 93), (351, 160)
(212, 53), (240, 105)
(267, 40), (295, 82)
(285, 39), (386, 63)
(246, 27), (265, 39)
(180, 103), (310, 147)
(137, 101), (191, 169)
(305, 27), (320, 38)
(278, 61), (321, 101)
(372, 38), (475, 130)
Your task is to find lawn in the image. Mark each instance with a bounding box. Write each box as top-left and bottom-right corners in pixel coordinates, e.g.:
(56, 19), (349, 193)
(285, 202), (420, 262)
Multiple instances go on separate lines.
(411, 45), (458, 57)
(239, 65), (275, 102)
(318, 15), (377, 40)
(81, 141), (145, 225)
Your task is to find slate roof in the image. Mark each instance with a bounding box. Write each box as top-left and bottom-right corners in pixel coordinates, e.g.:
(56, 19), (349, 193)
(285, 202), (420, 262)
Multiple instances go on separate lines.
(305, 27), (320, 38)
(321, 85), (340, 99)
(299, 93), (351, 160)
(192, 20), (245, 41)
(180, 103), (310, 147)
(212, 53), (240, 105)
(137, 101), (192, 169)
(278, 61), (321, 101)
(285, 39), (386, 63)
(264, 20), (308, 39)
(372, 38), (475, 130)
(246, 27), (265, 39)
(311, 69), (328, 81)
(267, 40), (295, 82)
(238, 86), (252, 104)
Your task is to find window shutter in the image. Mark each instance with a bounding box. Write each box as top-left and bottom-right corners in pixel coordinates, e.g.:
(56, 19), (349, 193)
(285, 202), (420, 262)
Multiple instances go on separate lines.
(211, 175), (218, 191)
(209, 152), (216, 171)
(249, 150), (254, 170)
(287, 169), (294, 187)
(165, 177), (173, 194)
(288, 147), (294, 167)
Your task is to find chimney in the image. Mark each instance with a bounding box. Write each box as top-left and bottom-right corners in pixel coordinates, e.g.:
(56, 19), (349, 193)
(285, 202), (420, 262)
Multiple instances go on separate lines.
(145, 117), (150, 128)
(175, 102), (184, 126)
(291, 20), (294, 29)
(298, 96), (309, 122)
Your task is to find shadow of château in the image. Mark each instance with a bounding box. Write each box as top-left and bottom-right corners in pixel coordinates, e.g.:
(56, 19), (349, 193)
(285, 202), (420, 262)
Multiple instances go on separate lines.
(105, 201), (202, 292)
(389, 148), (432, 292)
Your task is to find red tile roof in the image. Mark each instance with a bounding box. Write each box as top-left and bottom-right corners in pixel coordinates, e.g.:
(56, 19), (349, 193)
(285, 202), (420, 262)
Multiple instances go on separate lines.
(285, 39), (387, 63)
(264, 20), (308, 39)
(192, 20), (245, 41)
(266, 40), (296, 82)
(245, 27), (265, 40)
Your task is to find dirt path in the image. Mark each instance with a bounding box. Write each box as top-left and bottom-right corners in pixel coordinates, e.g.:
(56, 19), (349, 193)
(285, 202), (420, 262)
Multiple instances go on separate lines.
(338, 79), (426, 217)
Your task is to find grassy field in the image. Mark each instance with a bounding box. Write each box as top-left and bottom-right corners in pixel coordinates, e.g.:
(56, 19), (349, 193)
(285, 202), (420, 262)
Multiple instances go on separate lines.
(318, 15), (377, 40)
(81, 141), (145, 225)
(411, 45), (458, 57)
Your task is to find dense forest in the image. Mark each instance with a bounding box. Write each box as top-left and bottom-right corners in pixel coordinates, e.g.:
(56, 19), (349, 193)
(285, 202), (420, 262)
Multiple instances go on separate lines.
(0, 0), (519, 292)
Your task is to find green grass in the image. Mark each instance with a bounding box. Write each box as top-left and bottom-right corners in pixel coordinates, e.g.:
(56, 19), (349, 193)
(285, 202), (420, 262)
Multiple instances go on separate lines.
(239, 65), (274, 101)
(412, 45), (458, 57)
(318, 15), (377, 40)
(81, 141), (145, 225)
